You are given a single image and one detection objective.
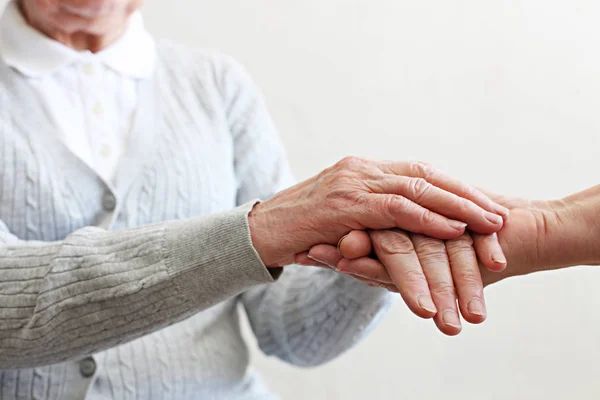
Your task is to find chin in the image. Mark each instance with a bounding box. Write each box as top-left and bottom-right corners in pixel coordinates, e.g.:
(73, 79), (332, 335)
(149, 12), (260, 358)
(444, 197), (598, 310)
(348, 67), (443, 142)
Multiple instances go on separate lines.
(58, 0), (137, 18)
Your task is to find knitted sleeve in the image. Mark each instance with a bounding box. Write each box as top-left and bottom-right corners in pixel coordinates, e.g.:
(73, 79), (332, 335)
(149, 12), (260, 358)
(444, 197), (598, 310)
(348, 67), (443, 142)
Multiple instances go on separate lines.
(0, 204), (276, 369)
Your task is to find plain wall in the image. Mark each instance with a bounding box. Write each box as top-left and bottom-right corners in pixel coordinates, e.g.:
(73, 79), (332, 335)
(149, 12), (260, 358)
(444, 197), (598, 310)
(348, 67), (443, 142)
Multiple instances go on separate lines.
(5, 0), (600, 398)
(142, 2), (600, 399)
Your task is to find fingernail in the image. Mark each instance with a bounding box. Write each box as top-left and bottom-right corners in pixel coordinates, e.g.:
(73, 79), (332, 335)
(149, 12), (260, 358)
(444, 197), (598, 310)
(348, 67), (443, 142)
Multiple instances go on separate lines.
(467, 298), (486, 317)
(442, 311), (462, 329)
(494, 204), (510, 219)
(491, 253), (507, 266)
(306, 254), (337, 271)
(417, 295), (437, 313)
(337, 234), (349, 257)
(484, 211), (503, 225)
(448, 220), (468, 231)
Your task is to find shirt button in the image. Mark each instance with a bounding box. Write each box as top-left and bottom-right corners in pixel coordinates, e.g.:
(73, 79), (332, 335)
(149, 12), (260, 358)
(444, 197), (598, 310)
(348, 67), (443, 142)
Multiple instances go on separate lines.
(92, 102), (104, 117)
(99, 144), (112, 159)
(102, 192), (117, 211)
(79, 357), (96, 378)
(82, 63), (95, 76)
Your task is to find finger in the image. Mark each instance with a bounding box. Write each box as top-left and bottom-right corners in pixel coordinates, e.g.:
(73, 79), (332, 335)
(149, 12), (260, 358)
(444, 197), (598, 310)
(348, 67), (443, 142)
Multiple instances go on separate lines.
(369, 230), (437, 319)
(369, 194), (467, 240)
(379, 161), (510, 219)
(336, 256), (393, 283)
(446, 233), (487, 324)
(303, 245), (343, 270)
(472, 233), (507, 272)
(349, 274), (400, 293)
(376, 176), (504, 234)
(338, 230), (372, 259)
(295, 250), (338, 270)
(308, 243), (394, 283)
(411, 234), (462, 336)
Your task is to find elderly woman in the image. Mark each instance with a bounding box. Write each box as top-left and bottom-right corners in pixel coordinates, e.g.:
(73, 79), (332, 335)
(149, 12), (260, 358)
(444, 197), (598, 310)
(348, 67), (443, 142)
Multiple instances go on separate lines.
(0, 0), (513, 398)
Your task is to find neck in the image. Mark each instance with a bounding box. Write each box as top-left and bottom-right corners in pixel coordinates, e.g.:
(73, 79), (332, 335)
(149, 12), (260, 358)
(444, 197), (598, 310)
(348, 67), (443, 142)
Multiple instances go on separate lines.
(19, 1), (128, 52)
(33, 28), (125, 53)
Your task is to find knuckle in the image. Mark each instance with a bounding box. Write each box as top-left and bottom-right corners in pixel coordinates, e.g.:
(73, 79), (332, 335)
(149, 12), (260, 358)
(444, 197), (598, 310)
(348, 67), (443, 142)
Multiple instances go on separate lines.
(448, 246), (475, 260)
(417, 249), (450, 266)
(410, 161), (435, 179)
(375, 196), (393, 217)
(408, 177), (431, 200)
(451, 197), (475, 218)
(420, 209), (438, 227)
(420, 252), (448, 266)
(460, 185), (476, 199)
(416, 241), (448, 265)
(382, 195), (411, 219)
(453, 271), (483, 288)
(415, 237), (446, 255)
(429, 281), (456, 298)
(376, 231), (414, 256)
(455, 197), (473, 213)
(448, 234), (474, 249)
(372, 195), (396, 219)
(446, 235), (475, 258)
(419, 252), (448, 268)
(401, 269), (428, 286)
(337, 156), (366, 170)
(388, 195), (411, 212)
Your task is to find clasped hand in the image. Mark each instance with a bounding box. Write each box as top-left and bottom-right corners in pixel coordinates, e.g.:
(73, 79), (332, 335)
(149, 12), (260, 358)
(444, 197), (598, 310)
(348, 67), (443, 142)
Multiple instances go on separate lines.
(297, 229), (506, 336)
(249, 157), (512, 336)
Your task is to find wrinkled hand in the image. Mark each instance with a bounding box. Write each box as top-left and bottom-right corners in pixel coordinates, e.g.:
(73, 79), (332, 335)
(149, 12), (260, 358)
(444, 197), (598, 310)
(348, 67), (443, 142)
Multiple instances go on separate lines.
(296, 190), (575, 335)
(296, 230), (505, 336)
(250, 157), (508, 267)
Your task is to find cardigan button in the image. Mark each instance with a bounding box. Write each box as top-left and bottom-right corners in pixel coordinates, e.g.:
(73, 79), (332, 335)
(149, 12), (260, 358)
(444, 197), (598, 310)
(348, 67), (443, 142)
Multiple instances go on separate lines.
(102, 192), (117, 211)
(79, 357), (96, 378)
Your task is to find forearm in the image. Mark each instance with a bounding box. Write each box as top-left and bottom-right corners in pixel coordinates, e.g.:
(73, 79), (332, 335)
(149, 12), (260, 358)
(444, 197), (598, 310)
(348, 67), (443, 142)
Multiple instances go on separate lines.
(242, 265), (394, 367)
(525, 187), (600, 272)
(483, 186), (600, 286)
(0, 202), (274, 369)
(551, 185), (600, 267)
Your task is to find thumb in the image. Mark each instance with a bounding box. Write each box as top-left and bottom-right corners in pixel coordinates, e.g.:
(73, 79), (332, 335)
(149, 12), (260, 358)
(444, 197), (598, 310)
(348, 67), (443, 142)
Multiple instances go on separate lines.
(337, 230), (373, 259)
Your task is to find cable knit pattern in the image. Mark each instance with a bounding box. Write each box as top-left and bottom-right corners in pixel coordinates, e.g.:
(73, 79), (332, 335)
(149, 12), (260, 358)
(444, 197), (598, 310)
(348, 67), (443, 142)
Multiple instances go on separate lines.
(0, 39), (395, 399)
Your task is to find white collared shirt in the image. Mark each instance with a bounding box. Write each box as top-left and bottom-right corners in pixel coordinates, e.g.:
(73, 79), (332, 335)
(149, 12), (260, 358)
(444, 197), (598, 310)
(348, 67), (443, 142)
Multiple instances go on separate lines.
(0, 1), (156, 183)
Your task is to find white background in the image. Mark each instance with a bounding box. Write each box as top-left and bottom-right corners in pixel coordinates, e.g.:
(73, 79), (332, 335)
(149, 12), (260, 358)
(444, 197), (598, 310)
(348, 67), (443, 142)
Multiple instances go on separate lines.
(140, 2), (600, 399)
(5, 0), (600, 398)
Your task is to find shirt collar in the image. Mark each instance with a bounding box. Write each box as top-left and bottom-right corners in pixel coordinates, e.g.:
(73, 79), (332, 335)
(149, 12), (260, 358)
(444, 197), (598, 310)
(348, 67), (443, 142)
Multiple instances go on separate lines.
(0, 1), (156, 79)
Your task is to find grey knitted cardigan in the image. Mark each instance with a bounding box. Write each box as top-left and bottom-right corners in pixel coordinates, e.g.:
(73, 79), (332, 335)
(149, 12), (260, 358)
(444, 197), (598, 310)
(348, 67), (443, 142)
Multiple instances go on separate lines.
(0, 40), (394, 399)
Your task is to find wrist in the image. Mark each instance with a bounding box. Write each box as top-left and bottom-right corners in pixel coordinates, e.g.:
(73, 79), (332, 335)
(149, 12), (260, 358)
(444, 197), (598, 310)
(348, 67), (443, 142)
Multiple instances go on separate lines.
(248, 201), (280, 268)
(482, 188), (600, 287)
(535, 195), (599, 271)
(555, 187), (600, 266)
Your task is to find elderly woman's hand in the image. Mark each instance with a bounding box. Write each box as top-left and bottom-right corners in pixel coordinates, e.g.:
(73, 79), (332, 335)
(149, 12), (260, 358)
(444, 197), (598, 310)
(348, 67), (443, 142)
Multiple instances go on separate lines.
(297, 230), (502, 336)
(249, 157), (508, 270)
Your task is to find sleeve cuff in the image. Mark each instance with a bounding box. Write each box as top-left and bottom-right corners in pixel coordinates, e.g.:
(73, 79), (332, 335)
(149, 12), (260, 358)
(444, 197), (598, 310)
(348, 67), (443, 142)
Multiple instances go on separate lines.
(162, 201), (278, 309)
